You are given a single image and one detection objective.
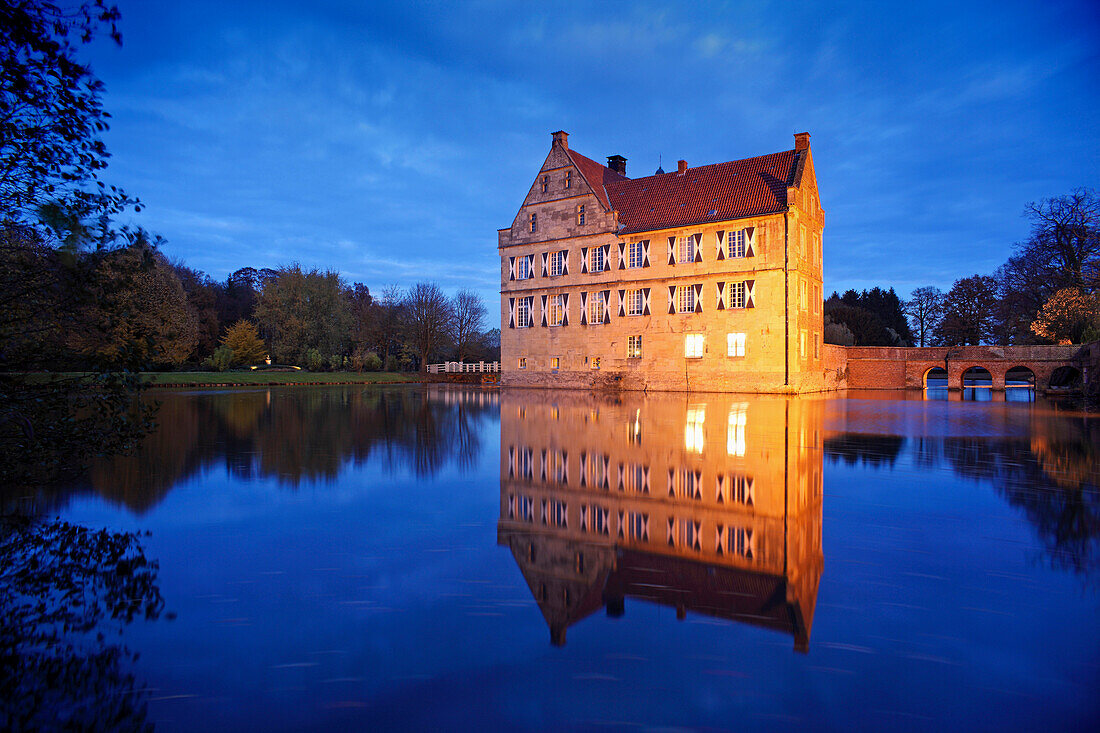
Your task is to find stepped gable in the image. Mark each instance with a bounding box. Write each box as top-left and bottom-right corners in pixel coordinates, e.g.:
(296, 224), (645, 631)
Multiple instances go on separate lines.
(565, 147), (627, 211)
(604, 149), (798, 235)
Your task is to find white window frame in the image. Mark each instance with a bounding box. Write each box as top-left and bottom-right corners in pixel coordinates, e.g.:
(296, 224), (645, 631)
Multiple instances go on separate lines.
(589, 291), (605, 324)
(685, 333), (705, 359)
(516, 255), (531, 280)
(728, 229), (745, 258)
(727, 332), (746, 358)
(516, 296), (533, 328)
(676, 235), (695, 264)
(589, 245), (604, 273)
(548, 294), (564, 326)
(626, 289), (643, 316)
(627, 335), (642, 358)
(678, 285), (695, 314)
(548, 250), (564, 277)
(728, 281), (746, 309)
(628, 240), (644, 268)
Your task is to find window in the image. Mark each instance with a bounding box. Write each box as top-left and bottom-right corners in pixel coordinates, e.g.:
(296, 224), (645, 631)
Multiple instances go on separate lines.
(800, 330), (807, 359)
(625, 464), (649, 493)
(728, 526), (753, 559)
(727, 332), (746, 357)
(717, 474), (753, 505)
(516, 255), (531, 280)
(670, 468), (703, 499)
(814, 284), (820, 314)
(590, 356), (601, 370)
(529, 213), (537, 233)
(540, 175), (548, 193)
(589, 245), (604, 272)
(627, 335), (642, 358)
(549, 250), (564, 277)
(626, 289), (643, 316)
(800, 280), (807, 311)
(518, 357), (527, 369)
(628, 512), (649, 542)
(815, 333), (821, 360)
(549, 294), (564, 326)
(516, 297), (532, 328)
(685, 333), (705, 358)
(564, 170), (572, 189)
(677, 235), (695, 264)
(589, 291), (605, 324)
(678, 284), (695, 313)
(628, 240), (644, 268)
(728, 281), (746, 309)
(550, 356), (560, 370)
(728, 229), (745, 258)
(577, 204), (585, 226)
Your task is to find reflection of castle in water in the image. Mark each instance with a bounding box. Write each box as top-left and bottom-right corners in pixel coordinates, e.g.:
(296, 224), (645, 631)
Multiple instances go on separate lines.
(497, 391), (824, 652)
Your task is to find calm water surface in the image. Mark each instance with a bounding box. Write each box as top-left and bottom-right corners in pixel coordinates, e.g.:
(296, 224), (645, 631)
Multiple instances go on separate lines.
(13, 385), (1100, 730)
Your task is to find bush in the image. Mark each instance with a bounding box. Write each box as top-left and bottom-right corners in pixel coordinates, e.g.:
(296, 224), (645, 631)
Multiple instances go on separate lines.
(305, 348), (325, 371)
(363, 352), (382, 371)
(384, 355), (399, 372)
(204, 345), (234, 372)
(328, 354), (344, 371)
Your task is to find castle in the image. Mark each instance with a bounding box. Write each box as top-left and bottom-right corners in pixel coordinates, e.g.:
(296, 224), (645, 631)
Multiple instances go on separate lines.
(498, 130), (834, 392)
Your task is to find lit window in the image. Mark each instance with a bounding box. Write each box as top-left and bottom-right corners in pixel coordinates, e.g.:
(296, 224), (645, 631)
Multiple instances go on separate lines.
(677, 235), (695, 264)
(590, 356), (601, 370)
(685, 405), (706, 453)
(727, 332), (746, 357)
(548, 250), (564, 277)
(727, 404), (747, 456)
(564, 170), (572, 188)
(627, 335), (642, 358)
(800, 281), (807, 311)
(516, 254), (531, 280)
(540, 175), (548, 193)
(529, 213), (537, 233)
(549, 294), (564, 326)
(516, 296), (532, 328)
(800, 330), (807, 359)
(589, 291), (605, 324)
(628, 240), (644, 268)
(589, 245), (604, 272)
(815, 333), (821, 360)
(626, 289), (643, 316)
(518, 357), (527, 369)
(728, 282), (746, 309)
(684, 333), (704, 358)
(678, 285), (696, 313)
(577, 204), (586, 226)
(550, 356), (560, 370)
(728, 229), (745, 258)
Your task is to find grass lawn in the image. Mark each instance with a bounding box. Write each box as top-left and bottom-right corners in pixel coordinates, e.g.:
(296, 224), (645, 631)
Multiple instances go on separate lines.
(141, 371), (422, 386)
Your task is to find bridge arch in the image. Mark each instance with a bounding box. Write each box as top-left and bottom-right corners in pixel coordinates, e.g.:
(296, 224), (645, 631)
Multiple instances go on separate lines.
(1048, 365), (1083, 389)
(923, 366), (948, 388)
(1005, 365), (1036, 387)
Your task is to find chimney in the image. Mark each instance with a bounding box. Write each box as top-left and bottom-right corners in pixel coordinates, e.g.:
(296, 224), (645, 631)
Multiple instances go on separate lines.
(677, 159), (687, 174)
(794, 132), (810, 151)
(606, 155), (627, 175)
(552, 130), (569, 150)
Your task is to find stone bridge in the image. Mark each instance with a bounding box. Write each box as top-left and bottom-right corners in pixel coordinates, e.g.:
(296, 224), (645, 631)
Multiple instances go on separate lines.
(844, 345), (1085, 391)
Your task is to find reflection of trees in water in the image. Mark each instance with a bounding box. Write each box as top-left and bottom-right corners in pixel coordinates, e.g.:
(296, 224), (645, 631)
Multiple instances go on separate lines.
(83, 387), (492, 510)
(1, 515), (165, 731)
(824, 434), (906, 468)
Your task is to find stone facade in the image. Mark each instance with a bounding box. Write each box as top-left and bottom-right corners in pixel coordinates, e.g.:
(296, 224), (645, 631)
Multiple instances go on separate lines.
(499, 131), (830, 393)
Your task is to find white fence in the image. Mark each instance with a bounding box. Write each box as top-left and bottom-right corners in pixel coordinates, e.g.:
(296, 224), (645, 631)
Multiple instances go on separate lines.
(425, 361), (501, 374)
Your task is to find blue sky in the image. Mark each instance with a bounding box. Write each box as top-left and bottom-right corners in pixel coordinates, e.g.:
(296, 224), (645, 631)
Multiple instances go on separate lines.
(86, 0), (1100, 309)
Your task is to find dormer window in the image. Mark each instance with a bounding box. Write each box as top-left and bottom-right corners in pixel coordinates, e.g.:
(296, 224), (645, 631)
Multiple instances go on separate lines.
(564, 170), (573, 189)
(529, 213), (537, 233)
(577, 204), (585, 226)
(541, 175), (549, 193)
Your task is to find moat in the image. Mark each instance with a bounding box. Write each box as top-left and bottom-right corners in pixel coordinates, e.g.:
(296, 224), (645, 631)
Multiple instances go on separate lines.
(5, 385), (1099, 731)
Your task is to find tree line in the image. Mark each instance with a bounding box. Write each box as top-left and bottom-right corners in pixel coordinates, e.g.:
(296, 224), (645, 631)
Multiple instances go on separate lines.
(825, 188), (1100, 347)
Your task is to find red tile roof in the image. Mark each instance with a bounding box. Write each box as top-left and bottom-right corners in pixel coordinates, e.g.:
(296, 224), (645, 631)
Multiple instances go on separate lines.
(566, 148), (627, 210)
(592, 149), (798, 234)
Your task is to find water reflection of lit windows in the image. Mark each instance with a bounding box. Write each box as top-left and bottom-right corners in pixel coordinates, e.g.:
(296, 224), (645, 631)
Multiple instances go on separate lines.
(623, 463), (650, 494)
(727, 525), (754, 559)
(716, 474), (754, 505)
(516, 494), (534, 521)
(626, 409), (642, 444)
(544, 449), (567, 485)
(627, 511), (649, 541)
(668, 467), (703, 500)
(727, 404), (747, 456)
(542, 499), (567, 528)
(668, 517), (702, 551)
(581, 504), (609, 535)
(581, 452), (610, 489)
(685, 405), (706, 453)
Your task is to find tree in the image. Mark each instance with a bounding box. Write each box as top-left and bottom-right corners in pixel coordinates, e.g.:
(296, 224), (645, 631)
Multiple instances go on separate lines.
(221, 319), (266, 365)
(904, 286), (944, 347)
(1019, 188), (1100, 293)
(450, 289), (486, 362)
(253, 264), (351, 365)
(823, 299), (889, 345)
(823, 314), (854, 346)
(173, 261), (222, 359)
(403, 282), (452, 371)
(935, 274), (999, 345)
(1030, 288), (1100, 344)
